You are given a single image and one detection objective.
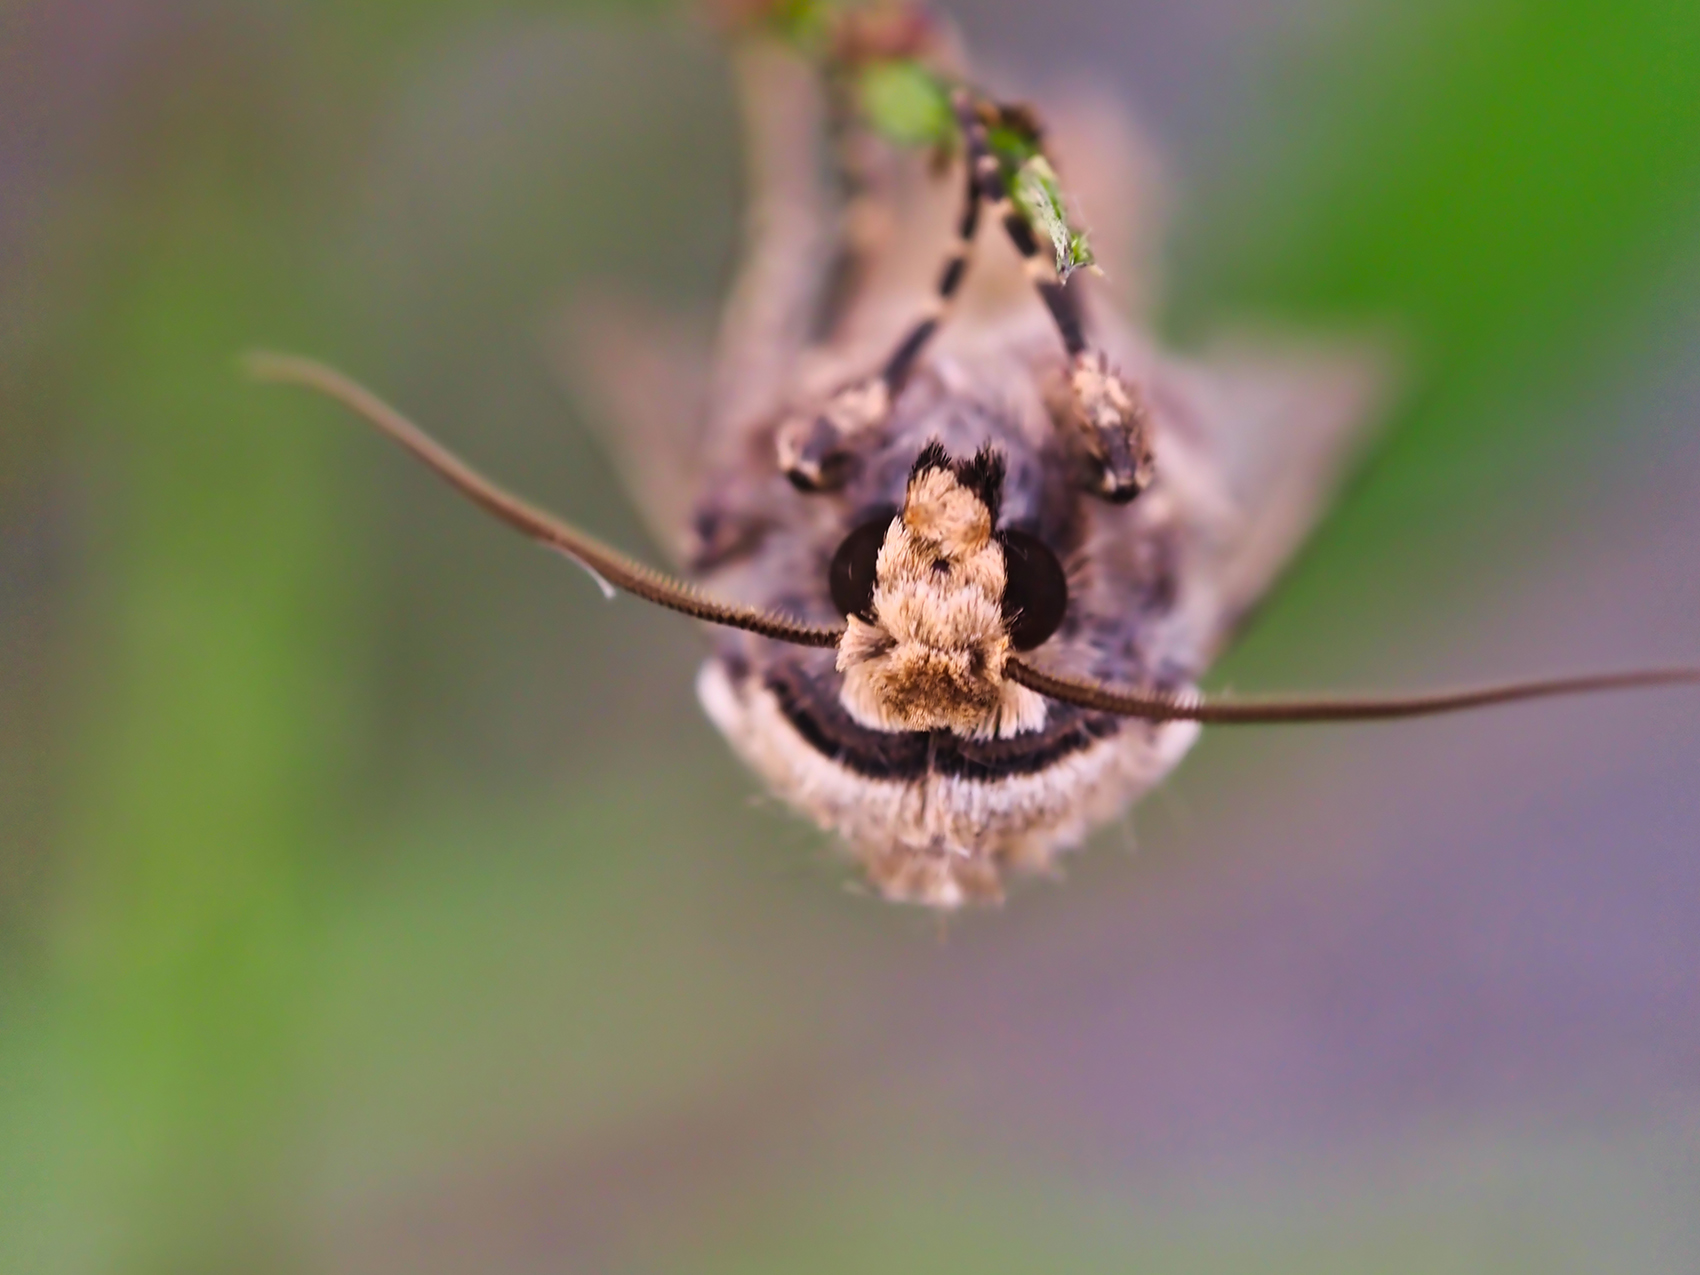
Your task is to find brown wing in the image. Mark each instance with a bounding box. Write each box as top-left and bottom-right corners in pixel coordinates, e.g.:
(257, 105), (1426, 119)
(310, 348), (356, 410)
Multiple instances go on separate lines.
(706, 37), (837, 449)
(1157, 331), (1398, 657)
(546, 295), (713, 566)
(547, 37), (834, 565)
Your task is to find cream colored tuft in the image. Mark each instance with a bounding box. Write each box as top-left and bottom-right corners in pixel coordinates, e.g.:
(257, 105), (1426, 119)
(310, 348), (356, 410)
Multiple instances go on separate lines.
(834, 462), (1036, 739)
(901, 467), (991, 556)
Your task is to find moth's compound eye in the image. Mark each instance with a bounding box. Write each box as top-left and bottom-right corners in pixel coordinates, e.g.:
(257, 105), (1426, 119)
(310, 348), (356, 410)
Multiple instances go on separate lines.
(999, 529), (1068, 650)
(830, 515), (894, 621)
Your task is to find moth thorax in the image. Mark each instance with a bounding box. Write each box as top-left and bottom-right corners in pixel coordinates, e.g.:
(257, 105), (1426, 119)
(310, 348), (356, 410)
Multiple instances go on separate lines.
(834, 464), (1046, 740)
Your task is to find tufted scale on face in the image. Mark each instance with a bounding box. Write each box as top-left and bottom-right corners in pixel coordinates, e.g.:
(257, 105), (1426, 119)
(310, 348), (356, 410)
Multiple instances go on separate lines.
(831, 440), (1065, 740)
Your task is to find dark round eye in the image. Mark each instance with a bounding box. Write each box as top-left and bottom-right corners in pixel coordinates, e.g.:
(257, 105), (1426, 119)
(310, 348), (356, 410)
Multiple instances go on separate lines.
(999, 529), (1068, 650)
(829, 515), (893, 621)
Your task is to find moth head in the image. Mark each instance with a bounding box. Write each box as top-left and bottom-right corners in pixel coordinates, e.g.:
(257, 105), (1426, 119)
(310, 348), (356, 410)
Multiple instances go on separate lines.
(250, 353), (1700, 742)
(830, 442), (1064, 739)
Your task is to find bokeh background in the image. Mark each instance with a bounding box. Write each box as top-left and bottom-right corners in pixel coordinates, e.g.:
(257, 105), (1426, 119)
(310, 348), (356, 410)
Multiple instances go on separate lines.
(4, 1), (1700, 1271)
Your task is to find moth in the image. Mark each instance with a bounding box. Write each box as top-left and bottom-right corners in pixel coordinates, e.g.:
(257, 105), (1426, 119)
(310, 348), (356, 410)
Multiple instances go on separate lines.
(251, 3), (1698, 909)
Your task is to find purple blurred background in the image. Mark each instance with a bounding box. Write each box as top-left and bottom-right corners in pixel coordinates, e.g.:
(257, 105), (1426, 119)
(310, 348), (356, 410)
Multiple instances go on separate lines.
(3, 1), (1698, 1271)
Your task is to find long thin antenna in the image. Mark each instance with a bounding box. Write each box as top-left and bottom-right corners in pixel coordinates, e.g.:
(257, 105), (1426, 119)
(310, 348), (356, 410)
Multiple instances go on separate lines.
(246, 353), (845, 650)
(239, 355), (1700, 728)
(1007, 659), (1700, 725)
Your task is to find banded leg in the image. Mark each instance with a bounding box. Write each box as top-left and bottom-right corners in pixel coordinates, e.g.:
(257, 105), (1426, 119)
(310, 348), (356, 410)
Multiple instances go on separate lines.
(882, 152), (983, 386)
(952, 90), (1088, 357)
(777, 155), (985, 490)
(953, 91), (1155, 503)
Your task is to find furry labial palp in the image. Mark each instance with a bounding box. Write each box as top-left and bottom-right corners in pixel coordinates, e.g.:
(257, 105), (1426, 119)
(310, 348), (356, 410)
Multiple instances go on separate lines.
(251, 1), (1700, 909)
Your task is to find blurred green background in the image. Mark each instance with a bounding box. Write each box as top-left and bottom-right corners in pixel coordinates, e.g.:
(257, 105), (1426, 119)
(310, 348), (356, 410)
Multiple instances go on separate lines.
(3, 1), (1700, 1271)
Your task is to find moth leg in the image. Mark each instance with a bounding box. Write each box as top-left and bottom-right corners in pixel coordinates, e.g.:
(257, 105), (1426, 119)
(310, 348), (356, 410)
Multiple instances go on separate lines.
(707, 37), (837, 457)
(809, 85), (896, 344)
(775, 154), (983, 491)
(1037, 89), (1171, 320)
(809, 2), (963, 341)
(953, 92), (1087, 356)
(953, 91), (1155, 503)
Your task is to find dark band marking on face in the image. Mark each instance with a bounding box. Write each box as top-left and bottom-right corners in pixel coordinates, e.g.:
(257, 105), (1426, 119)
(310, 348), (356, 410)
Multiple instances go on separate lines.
(763, 661), (1122, 782)
(767, 662), (929, 780)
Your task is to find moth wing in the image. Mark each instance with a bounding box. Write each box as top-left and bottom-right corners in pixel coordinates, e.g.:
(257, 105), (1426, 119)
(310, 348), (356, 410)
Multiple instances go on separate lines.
(549, 38), (837, 565)
(548, 294), (713, 567)
(1162, 333), (1397, 656)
